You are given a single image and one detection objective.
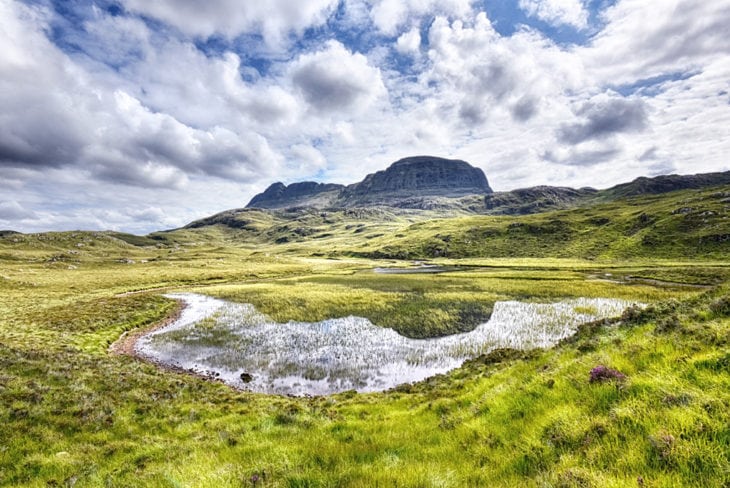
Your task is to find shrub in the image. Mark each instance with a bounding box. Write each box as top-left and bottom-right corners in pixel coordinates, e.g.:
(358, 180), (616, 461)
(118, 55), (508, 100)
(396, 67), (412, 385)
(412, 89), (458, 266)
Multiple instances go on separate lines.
(589, 365), (626, 383)
(655, 314), (680, 334)
(709, 296), (730, 317)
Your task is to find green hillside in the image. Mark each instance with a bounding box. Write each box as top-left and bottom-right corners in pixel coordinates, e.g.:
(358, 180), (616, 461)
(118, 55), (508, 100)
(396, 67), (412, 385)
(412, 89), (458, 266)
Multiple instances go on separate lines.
(169, 184), (730, 261)
(0, 184), (728, 486)
(358, 185), (730, 260)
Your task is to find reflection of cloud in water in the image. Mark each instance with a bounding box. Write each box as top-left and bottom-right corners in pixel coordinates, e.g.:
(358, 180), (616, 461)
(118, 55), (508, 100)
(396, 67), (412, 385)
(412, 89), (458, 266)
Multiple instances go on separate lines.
(136, 293), (634, 396)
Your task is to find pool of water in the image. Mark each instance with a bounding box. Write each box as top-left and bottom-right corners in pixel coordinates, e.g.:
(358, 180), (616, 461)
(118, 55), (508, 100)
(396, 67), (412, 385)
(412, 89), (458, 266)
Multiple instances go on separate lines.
(136, 293), (634, 396)
(373, 265), (465, 274)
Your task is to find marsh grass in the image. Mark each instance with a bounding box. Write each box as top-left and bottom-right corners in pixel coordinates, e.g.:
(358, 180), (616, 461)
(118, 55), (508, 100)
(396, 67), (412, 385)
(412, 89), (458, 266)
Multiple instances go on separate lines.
(0, 197), (728, 486)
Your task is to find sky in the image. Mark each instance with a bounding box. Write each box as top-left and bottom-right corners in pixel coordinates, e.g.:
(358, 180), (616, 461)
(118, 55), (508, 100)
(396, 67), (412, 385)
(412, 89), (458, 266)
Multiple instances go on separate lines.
(1, 0), (729, 234)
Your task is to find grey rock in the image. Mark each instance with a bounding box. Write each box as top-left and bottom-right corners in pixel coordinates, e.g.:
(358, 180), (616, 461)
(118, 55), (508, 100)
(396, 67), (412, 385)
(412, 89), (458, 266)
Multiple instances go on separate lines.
(339, 156), (492, 205)
(246, 156), (492, 210)
(484, 186), (597, 215)
(247, 181), (344, 209)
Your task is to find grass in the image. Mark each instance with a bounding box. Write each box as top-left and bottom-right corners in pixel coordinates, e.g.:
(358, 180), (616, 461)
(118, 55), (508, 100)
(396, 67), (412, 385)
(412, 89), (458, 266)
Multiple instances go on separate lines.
(349, 186), (730, 261)
(197, 267), (693, 338)
(0, 186), (729, 486)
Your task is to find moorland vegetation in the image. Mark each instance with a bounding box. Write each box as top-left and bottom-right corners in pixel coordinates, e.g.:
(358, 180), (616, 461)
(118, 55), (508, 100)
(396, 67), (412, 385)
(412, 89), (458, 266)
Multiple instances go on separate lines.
(0, 182), (728, 486)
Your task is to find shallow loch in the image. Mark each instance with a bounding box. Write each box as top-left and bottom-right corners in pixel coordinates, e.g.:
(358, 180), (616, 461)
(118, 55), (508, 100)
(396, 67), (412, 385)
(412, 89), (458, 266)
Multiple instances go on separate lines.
(136, 293), (634, 396)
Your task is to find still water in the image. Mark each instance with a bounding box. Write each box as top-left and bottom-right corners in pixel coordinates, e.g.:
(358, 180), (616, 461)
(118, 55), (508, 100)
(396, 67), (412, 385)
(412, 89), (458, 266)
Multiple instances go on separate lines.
(136, 293), (633, 396)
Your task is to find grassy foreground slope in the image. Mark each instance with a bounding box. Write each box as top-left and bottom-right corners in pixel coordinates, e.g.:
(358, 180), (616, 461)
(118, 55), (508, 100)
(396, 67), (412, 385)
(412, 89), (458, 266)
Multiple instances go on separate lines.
(0, 186), (728, 487)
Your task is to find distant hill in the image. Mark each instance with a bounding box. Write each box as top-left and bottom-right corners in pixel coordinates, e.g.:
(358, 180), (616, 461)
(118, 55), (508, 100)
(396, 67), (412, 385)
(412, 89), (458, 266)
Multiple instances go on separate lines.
(484, 186), (598, 215)
(169, 180), (730, 261)
(246, 155), (730, 215)
(601, 171), (730, 199)
(246, 156), (492, 210)
(178, 159), (730, 259)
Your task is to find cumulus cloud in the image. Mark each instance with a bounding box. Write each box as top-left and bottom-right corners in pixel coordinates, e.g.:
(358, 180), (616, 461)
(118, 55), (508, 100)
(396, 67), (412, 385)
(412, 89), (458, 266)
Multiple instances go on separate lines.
(1, 0), (729, 233)
(396, 27), (421, 54)
(79, 10), (152, 67)
(121, 0), (339, 43)
(289, 144), (327, 174)
(557, 95), (648, 145)
(290, 41), (385, 115)
(519, 0), (589, 29)
(583, 0), (730, 84)
(423, 13), (584, 128)
(370, 0), (473, 35)
(0, 1), (92, 168)
(0, 2), (282, 190)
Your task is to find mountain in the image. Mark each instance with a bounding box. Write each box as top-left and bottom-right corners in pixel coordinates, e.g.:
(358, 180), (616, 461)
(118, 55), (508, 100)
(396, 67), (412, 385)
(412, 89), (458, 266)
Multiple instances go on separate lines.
(246, 156), (492, 209)
(601, 171), (730, 199)
(481, 171), (730, 215)
(247, 181), (344, 209)
(66, 161), (728, 260)
(338, 156), (492, 206)
(484, 186), (598, 215)
(246, 153), (730, 215)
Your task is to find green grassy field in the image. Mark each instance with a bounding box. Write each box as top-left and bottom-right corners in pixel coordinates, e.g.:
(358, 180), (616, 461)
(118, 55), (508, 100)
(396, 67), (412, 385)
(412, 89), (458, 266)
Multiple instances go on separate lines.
(1, 187), (729, 486)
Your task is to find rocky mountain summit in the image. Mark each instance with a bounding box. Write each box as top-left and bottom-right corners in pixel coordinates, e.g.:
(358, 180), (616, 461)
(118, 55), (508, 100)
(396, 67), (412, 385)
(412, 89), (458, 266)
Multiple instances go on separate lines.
(339, 156), (492, 205)
(247, 181), (344, 209)
(246, 156), (492, 209)
(244, 154), (730, 215)
(182, 165), (730, 233)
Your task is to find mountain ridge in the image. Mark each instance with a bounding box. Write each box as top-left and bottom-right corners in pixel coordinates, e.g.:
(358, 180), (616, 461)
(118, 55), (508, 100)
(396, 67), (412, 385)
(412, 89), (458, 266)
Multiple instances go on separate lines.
(246, 156), (492, 210)
(245, 155), (730, 215)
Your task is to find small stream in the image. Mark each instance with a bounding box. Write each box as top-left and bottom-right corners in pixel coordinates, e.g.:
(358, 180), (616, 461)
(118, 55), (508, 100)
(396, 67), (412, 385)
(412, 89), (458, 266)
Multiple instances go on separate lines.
(135, 293), (634, 396)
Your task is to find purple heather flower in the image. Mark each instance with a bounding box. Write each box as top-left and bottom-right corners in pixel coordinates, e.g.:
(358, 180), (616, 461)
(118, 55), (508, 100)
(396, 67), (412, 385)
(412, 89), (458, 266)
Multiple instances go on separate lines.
(589, 365), (626, 383)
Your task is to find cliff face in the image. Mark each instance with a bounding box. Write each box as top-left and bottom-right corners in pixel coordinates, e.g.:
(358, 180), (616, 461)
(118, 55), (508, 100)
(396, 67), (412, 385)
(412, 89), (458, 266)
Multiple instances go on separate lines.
(246, 156), (492, 209)
(247, 182), (344, 209)
(339, 156), (492, 205)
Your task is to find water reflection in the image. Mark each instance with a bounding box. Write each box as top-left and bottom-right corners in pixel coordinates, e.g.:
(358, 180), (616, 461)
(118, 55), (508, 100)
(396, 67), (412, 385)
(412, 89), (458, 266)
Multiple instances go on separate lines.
(136, 293), (633, 396)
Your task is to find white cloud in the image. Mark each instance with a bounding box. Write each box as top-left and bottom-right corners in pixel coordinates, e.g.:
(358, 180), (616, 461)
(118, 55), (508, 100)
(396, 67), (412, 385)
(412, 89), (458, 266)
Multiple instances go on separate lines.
(518, 0), (589, 29)
(121, 0), (339, 44)
(0, 2), (283, 190)
(290, 41), (386, 115)
(370, 0), (473, 35)
(396, 27), (422, 54)
(1, 0), (729, 234)
(583, 0), (730, 84)
(423, 14), (583, 127)
(289, 144), (327, 174)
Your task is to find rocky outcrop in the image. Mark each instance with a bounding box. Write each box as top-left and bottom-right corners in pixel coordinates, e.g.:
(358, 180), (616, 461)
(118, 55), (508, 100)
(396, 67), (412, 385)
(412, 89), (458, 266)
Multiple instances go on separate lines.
(484, 186), (597, 215)
(605, 172), (730, 198)
(247, 181), (344, 209)
(339, 156), (492, 205)
(246, 156), (492, 209)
